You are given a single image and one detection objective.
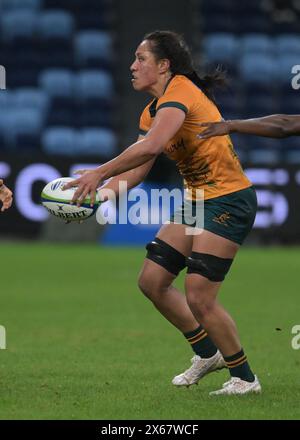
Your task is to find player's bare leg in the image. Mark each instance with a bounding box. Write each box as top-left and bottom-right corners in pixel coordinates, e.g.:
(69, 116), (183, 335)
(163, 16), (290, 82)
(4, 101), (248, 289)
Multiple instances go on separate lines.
(138, 223), (225, 386)
(138, 223), (196, 332)
(185, 230), (261, 394)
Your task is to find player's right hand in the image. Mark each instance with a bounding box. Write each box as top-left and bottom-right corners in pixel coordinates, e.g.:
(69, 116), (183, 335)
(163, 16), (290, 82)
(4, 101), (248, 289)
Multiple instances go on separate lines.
(62, 168), (103, 207)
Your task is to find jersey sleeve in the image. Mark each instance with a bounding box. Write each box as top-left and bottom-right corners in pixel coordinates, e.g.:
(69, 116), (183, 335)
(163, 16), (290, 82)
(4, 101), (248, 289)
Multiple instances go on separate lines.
(156, 77), (196, 115)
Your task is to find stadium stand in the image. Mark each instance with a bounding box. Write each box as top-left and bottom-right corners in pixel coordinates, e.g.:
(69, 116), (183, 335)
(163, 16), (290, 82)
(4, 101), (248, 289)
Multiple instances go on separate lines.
(200, 0), (300, 164)
(74, 30), (114, 69)
(0, 0), (117, 157)
(1, 108), (44, 151)
(1, 0), (299, 164)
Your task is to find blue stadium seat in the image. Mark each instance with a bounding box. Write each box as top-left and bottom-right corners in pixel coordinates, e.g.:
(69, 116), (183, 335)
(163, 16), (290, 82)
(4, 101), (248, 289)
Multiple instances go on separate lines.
(1, 10), (37, 42)
(0, 0), (42, 11)
(39, 69), (74, 97)
(39, 69), (75, 125)
(74, 31), (114, 69)
(75, 70), (114, 126)
(239, 54), (277, 84)
(0, 12), (39, 81)
(202, 33), (239, 63)
(75, 70), (114, 100)
(42, 127), (79, 155)
(13, 88), (50, 115)
(276, 35), (300, 55)
(240, 34), (274, 55)
(38, 10), (74, 40)
(3, 108), (44, 150)
(37, 10), (74, 66)
(79, 128), (117, 158)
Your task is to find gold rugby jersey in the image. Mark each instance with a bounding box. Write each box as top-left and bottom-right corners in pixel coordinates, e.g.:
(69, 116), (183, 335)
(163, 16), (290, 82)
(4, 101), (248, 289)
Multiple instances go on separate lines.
(139, 75), (251, 200)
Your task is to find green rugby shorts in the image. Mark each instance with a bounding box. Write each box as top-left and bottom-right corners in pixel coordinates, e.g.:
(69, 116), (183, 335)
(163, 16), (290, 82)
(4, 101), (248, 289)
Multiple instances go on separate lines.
(169, 186), (257, 245)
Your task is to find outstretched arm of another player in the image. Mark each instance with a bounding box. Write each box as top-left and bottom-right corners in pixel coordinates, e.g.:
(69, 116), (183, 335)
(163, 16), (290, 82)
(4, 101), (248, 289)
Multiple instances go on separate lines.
(0, 179), (13, 212)
(63, 107), (185, 205)
(198, 114), (300, 139)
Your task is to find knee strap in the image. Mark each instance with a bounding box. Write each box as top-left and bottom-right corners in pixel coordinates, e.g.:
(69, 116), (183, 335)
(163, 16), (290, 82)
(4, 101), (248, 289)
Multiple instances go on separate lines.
(186, 252), (233, 282)
(145, 238), (186, 276)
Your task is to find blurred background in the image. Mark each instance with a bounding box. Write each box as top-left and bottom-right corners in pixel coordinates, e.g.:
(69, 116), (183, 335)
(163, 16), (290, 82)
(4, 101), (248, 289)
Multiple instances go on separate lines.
(0, 0), (300, 245)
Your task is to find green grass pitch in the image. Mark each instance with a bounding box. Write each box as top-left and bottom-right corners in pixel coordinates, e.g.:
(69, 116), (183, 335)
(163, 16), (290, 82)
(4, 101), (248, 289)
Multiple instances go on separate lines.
(0, 243), (299, 420)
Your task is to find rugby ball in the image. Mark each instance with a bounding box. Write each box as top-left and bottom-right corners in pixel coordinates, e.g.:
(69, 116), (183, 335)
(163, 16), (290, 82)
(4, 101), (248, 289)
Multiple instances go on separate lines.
(41, 177), (100, 222)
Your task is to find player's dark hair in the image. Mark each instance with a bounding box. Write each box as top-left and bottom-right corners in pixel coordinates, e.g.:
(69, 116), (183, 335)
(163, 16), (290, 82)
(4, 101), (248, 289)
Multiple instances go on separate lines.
(144, 30), (226, 103)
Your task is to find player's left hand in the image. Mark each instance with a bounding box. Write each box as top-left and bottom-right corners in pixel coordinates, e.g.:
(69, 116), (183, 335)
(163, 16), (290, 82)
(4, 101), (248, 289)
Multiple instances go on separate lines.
(62, 168), (103, 207)
(0, 179), (13, 212)
(197, 121), (230, 139)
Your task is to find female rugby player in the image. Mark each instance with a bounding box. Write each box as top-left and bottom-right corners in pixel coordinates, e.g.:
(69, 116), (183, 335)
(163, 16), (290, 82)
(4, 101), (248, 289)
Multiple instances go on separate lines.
(64, 31), (261, 395)
(0, 179), (13, 211)
(198, 114), (300, 139)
